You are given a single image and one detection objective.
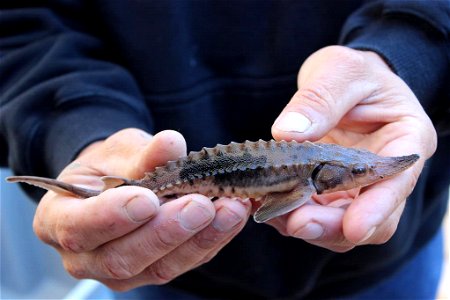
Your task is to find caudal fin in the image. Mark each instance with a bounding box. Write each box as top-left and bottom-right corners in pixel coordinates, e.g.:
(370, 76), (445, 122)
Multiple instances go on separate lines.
(6, 176), (100, 198)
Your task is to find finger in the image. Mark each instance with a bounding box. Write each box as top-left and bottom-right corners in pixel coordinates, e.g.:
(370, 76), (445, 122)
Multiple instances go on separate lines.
(343, 124), (428, 244)
(101, 198), (251, 290)
(265, 216), (290, 236)
(264, 199), (316, 236)
(342, 170), (415, 245)
(75, 194), (215, 280)
(272, 46), (375, 142)
(188, 198), (252, 268)
(90, 128), (153, 175)
(285, 204), (355, 252)
(265, 195), (353, 237)
(34, 186), (159, 253)
(356, 201), (406, 246)
(128, 130), (187, 178)
(285, 204), (342, 241)
(312, 189), (359, 206)
(89, 129), (186, 178)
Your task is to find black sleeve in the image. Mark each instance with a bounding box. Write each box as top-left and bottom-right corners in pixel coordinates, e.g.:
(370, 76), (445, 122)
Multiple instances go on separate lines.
(0, 2), (154, 179)
(339, 0), (450, 136)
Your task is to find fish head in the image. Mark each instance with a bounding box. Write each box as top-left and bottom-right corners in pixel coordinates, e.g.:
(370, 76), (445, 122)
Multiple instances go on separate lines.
(312, 153), (420, 194)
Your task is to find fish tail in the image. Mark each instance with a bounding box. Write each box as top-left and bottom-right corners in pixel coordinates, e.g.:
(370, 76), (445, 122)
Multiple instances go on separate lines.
(6, 176), (101, 198)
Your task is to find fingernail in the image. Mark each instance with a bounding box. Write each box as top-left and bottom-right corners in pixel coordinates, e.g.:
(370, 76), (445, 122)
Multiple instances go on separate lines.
(274, 112), (312, 133)
(179, 201), (213, 231)
(125, 195), (157, 222)
(293, 222), (324, 240)
(212, 206), (244, 232)
(357, 226), (377, 244)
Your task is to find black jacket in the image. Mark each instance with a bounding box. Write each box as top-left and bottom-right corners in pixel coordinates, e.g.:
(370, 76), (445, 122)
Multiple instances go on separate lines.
(1, 1), (449, 298)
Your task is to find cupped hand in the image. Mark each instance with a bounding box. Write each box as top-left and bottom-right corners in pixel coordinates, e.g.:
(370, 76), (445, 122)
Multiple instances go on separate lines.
(33, 129), (251, 291)
(270, 45), (437, 252)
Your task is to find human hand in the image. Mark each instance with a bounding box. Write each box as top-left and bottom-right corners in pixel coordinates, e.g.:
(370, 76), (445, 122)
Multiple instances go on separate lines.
(270, 46), (437, 252)
(33, 129), (251, 290)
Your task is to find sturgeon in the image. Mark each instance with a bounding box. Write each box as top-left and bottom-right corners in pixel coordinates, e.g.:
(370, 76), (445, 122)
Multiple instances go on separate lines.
(6, 140), (419, 223)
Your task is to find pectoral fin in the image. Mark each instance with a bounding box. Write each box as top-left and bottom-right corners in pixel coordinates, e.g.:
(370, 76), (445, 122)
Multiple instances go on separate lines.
(253, 180), (315, 223)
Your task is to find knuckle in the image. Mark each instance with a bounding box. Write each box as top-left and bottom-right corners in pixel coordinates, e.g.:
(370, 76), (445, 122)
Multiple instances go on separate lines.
(103, 284), (129, 293)
(427, 124), (438, 157)
(32, 214), (50, 244)
(372, 233), (393, 245)
(98, 247), (135, 280)
(108, 128), (133, 141)
(106, 128), (146, 146)
(380, 186), (403, 210)
(152, 224), (184, 251)
(324, 46), (365, 69)
(63, 261), (88, 279)
(33, 203), (57, 246)
(413, 116), (437, 160)
(144, 261), (176, 285)
(53, 208), (88, 253)
(376, 224), (398, 245)
(57, 224), (85, 253)
(407, 170), (421, 196)
(196, 252), (217, 267)
(295, 85), (334, 115)
(191, 229), (223, 250)
(101, 280), (135, 292)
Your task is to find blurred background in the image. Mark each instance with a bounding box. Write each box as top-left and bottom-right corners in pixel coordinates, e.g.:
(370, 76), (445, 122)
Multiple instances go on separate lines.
(1, 168), (112, 299)
(1, 167), (448, 299)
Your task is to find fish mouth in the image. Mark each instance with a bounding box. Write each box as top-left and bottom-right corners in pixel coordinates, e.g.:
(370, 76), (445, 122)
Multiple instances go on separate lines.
(373, 154), (420, 178)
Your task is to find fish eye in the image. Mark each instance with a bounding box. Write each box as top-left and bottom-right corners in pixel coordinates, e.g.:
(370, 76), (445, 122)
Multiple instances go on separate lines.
(352, 164), (367, 175)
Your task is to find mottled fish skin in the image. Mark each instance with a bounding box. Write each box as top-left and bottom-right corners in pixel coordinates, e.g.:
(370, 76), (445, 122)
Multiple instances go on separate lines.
(140, 140), (315, 198)
(135, 140), (418, 197)
(6, 140), (420, 223)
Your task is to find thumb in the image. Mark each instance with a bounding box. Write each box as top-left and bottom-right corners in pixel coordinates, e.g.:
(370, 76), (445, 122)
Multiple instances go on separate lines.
(128, 130), (187, 178)
(272, 46), (375, 142)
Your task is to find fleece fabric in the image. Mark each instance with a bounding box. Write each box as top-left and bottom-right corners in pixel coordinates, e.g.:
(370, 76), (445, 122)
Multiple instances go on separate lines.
(1, 1), (449, 298)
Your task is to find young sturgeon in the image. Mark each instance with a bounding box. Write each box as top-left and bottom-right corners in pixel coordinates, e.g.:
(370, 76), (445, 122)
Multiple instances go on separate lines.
(6, 140), (419, 223)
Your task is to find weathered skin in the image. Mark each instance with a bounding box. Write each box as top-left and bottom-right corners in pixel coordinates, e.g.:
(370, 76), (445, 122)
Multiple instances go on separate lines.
(6, 140), (419, 223)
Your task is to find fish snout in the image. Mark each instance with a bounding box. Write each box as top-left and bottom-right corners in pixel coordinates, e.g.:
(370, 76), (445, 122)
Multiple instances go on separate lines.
(371, 154), (420, 179)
